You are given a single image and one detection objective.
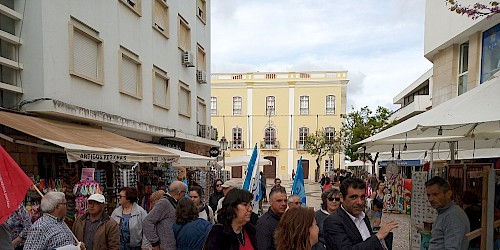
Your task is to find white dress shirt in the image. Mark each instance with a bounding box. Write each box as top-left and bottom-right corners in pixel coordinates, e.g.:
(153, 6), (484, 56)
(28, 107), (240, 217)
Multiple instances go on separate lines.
(341, 205), (371, 241)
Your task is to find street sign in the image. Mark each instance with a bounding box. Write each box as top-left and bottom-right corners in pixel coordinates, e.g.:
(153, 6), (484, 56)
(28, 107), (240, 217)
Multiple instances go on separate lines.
(209, 147), (220, 157)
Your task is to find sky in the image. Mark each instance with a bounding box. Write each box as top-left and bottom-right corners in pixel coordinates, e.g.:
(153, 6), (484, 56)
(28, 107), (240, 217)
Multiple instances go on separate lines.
(210, 0), (434, 112)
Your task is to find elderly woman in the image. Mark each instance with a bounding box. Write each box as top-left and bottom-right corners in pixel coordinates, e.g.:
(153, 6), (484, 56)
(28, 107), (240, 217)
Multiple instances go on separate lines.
(111, 187), (151, 250)
(312, 189), (341, 250)
(6, 203), (32, 250)
(204, 188), (257, 250)
(173, 197), (212, 250)
(275, 207), (319, 250)
(189, 186), (214, 224)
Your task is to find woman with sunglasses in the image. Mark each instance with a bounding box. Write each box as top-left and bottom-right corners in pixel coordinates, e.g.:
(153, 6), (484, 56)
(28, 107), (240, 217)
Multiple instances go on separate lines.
(312, 189), (341, 250)
(209, 179), (224, 213)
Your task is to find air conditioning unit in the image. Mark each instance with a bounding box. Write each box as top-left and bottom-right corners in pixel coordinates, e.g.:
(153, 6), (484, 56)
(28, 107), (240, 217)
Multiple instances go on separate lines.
(182, 51), (195, 67)
(197, 70), (207, 84)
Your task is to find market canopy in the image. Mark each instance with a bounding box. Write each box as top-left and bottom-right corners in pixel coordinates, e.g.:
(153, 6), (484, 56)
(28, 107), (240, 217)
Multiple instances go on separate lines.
(217, 155), (272, 167)
(0, 110), (179, 163)
(345, 160), (371, 167)
(150, 144), (213, 168)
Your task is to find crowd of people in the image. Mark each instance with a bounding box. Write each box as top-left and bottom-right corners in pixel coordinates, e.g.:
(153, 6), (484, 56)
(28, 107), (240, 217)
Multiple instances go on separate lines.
(0, 174), (472, 250)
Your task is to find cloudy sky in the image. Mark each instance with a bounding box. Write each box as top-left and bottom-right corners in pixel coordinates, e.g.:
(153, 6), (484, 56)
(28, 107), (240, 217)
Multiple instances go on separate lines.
(210, 0), (434, 112)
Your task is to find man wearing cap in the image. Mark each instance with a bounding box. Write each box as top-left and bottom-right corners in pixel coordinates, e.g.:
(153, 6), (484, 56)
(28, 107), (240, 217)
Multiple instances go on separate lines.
(214, 179), (238, 223)
(72, 194), (119, 250)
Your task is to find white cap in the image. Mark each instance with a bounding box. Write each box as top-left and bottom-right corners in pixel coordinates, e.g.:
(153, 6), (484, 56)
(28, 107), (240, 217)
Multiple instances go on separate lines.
(221, 179), (238, 188)
(87, 193), (106, 204)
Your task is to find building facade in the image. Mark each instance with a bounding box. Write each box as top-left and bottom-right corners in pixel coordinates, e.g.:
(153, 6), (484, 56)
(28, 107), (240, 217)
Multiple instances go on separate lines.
(211, 71), (348, 180)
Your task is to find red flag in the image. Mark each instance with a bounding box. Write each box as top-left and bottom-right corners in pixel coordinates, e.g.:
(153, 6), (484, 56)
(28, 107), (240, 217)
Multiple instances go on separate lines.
(0, 145), (33, 224)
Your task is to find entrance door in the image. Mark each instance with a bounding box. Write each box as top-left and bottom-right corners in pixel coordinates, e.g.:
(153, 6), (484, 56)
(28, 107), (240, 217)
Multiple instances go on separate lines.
(299, 159), (309, 179)
(232, 166), (242, 178)
(263, 156), (276, 179)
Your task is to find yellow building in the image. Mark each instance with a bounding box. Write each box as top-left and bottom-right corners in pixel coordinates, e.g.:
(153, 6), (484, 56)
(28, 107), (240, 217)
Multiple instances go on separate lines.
(211, 71), (348, 180)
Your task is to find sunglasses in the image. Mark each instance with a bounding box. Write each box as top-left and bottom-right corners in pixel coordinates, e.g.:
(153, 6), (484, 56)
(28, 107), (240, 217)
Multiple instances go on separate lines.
(328, 197), (341, 202)
(216, 184), (223, 187)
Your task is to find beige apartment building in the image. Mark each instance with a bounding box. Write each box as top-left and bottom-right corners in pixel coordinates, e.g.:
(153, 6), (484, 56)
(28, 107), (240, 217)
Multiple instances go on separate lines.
(211, 71), (348, 180)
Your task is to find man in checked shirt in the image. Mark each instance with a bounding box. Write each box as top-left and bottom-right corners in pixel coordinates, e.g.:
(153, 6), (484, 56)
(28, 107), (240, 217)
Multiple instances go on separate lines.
(24, 192), (85, 250)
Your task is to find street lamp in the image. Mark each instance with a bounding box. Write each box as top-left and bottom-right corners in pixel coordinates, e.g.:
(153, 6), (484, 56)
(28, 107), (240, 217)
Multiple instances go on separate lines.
(219, 136), (228, 169)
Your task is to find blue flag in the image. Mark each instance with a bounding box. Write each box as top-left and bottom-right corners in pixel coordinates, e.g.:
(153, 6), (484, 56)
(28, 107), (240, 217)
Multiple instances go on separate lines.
(242, 144), (261, 213)
(292, 156), (306, 207)
(243, 144), (258, 190)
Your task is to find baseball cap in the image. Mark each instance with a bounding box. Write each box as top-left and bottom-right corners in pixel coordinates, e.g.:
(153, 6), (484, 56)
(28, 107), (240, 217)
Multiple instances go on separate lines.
(87, 194), (106, 204)
(221, 179), (238, 188)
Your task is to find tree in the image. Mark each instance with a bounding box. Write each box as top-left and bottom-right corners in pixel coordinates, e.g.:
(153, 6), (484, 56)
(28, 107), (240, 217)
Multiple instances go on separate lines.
(303, 129), (338, 182)
(339, 106), (396, 174)
(445, 0), (499, 19)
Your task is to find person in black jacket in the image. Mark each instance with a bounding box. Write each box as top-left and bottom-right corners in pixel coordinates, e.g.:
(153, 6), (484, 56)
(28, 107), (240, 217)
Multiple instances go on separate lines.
(203, 188), (257, 250)
(208, 179), (224, 213)
(256, 187), (288, 250)
(324, 177), (397, 250)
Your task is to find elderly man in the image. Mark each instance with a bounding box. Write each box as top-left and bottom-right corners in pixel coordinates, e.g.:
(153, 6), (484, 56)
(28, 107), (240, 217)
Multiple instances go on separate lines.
(215, 179), (238, 222)
(24, 192), (84, 250)
(143, 180), (187, 250)
(72, 194), (119, 250)
(287, 194), (302, 209)
(256, 187), (287, 250)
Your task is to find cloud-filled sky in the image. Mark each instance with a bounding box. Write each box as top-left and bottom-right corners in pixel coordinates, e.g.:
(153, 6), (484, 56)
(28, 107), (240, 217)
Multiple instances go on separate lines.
(210, 0), (434, 112)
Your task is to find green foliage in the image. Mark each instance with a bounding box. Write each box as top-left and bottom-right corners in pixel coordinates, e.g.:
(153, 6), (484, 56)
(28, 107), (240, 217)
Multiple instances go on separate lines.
(303, 129), (338, 176)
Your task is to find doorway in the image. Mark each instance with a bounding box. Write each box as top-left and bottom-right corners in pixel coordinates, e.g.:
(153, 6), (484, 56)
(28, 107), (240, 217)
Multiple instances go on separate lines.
(232, 166), (242, 178)
(263, 156), (276, 179)
(298, 159), (309, 179)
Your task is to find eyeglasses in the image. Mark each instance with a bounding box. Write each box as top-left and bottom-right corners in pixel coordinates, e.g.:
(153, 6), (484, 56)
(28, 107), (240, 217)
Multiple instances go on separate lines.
(328, 197), (341, 202)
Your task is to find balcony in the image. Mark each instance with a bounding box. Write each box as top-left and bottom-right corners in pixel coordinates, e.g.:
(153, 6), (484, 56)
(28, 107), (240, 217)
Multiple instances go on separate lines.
(390, 95), (431, 122)
(260, 140), (280, 150)
(230, 140), (245, 150)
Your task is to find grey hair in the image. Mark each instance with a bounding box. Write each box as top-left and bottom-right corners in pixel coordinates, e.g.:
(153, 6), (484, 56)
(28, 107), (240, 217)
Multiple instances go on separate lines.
(288, 194), (300, 203)
(169, 180), (187, 193)
(41, 192), (65, 213)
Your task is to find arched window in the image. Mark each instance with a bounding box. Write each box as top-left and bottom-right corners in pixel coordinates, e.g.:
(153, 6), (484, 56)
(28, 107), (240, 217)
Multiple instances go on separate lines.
(264, 127), (277, 147)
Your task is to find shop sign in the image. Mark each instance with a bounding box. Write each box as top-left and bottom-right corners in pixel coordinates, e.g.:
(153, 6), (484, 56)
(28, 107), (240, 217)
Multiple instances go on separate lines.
(66, 151), (178, 163)
(209, 147), (220, 157)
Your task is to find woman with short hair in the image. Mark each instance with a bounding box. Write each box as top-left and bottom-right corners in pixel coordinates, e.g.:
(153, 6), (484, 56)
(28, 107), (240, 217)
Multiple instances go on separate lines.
(172, 197), (212, 250)
(275, 207), (319, 250)
(312, 189), (341, 250)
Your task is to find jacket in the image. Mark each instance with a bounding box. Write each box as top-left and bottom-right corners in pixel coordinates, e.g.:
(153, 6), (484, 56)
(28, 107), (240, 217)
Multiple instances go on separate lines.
(208, 192), (224, 213)
(173, 218), (212, 250)
(142, 194), (177, 250)
(72, 212), (119, 250)
(312, 209), (329, 250)
(324, 206), (383, 250)
(111, 202), (151, 249)
(203, 223), (257, 250)
(255, 208), (280, 250)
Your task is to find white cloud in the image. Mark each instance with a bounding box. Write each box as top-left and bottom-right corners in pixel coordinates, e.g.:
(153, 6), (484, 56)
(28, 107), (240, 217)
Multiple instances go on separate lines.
(211, 0), (433, 112)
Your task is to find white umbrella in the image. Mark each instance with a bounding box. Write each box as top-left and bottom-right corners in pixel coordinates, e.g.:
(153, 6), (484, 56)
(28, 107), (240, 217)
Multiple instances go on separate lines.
(216, 155), (272, 167)
(345, 160), (370, 167)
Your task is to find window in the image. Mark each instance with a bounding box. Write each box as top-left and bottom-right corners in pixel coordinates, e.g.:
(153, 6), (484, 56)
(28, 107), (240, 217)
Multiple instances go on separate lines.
(153, 0), (169, 38)
(326, 95), (335, 115)
(119, 47), (142, 99)
(324, 127), (335, 145)
(325, 159), (333, 172)
(69, 18), (103, 85)
(233, 96), (242, 116)
(266, 96), (275, 115)
(458, 42), (469, 96)
(232, 127), (243, 149)
(481, 23), (500, 83)
(197, 97), (206, 125)
(298, 127), (309, 148)
(196, 0), (206, 23)
(179, 82), (191, 117)
(197, 44), (206, 71)
(153, 66), (169, 109)
(211, 97), (217, 116)
(178, 15), (191, 51)
(300, 95), (309, 115)
(264, 127), (276, 145)
(119, 0), (142, 16)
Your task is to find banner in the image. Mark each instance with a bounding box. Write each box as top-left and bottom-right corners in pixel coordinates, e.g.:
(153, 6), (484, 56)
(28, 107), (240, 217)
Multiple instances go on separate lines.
(0, 145), (33, 224)
(242, 144), (261, 213)
(291, 156), (306, 207)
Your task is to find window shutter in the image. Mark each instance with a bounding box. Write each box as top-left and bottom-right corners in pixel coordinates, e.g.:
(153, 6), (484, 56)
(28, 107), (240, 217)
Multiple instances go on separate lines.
(154, 0), (167, 31)
(154, 76), (167, 105)
(122, 57), (138, 95)
(74, 31), (99, 80)
(179, 88), (189, 114)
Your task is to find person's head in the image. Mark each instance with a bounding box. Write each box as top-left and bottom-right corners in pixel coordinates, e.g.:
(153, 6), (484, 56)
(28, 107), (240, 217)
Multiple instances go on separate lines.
(376, 182), (385, 192)
(288, 195), (302, 209)
(119, 187), (138, 206)
(175, 197), (199, 225)
(221, 179), (238, 196)
(340, 177), (366, 217)
(274, 178), (282, 187)
(274, 207), (318, 250)
(325, 177), (331, 185)
(321, 174), (325, 178)
(213, 179), (224, 193)
(269, 188), (288, 215)
(219, 188), (253, 228)
(41, 191), (67, 219)
(169, 180), (188, 200)
(87, 193), (106, 217)
(149, 190), (165, 210)
(425, 176), (452, 210)
(321, 188), (341, 213)
(189, 185), (204, 206)
(158, 182), (166, 191)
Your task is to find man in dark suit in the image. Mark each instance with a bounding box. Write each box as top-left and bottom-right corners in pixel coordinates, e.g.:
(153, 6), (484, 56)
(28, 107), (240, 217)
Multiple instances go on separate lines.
(324, 177), (397, 250)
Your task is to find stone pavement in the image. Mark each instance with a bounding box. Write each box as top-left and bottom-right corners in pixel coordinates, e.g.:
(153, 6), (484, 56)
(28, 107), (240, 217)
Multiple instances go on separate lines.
(231, 178), (411, 250)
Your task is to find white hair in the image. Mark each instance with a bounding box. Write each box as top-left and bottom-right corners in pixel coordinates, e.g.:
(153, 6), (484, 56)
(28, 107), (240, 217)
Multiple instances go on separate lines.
(288, 194), (300, 203)
(41, 191), (65, 213)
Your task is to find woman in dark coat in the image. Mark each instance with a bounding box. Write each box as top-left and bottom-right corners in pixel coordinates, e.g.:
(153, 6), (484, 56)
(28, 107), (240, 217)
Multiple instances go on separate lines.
(203, 188), (257, 250)
(208, 179), (225, 213)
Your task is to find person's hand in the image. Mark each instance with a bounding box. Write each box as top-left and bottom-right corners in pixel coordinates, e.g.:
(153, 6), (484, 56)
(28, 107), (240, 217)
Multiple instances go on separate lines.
(375, 221), (398, 240)
(12, 236), (22, 247)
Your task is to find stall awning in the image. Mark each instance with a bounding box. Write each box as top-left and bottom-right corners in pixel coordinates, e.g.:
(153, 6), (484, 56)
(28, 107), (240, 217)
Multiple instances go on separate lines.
(0, 110), (179, 163)
(150, 144), (212, 168)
